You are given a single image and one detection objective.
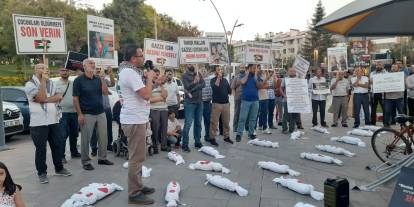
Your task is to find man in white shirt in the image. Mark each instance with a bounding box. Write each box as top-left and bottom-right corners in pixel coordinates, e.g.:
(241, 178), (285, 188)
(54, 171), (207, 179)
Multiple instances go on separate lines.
(164, 69), (180, 115)
(351, 68), (371, 128)
(25, 64), (72, 184)
(118, 45), (156, 205)
(369, 62), (387, 125)
(330, 71), (350, 127)
(308, 68), (329, 127)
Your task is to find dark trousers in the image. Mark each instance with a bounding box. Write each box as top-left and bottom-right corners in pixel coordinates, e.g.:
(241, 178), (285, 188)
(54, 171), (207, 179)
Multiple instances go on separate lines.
(60, 112), (79, 156)
(312, 100), (326, 126)
(282, 102), (300, 132)
(268, 98), (276, 128)
(202, 101), (212, 140)
(408, 98), (414, 117)
(353, 93), (370, 126)
(384, 98), (404, 125)
(370, 93), (383, 125)
(30, 124), (64, 176)
(233, 99), (241, 132)
(150, 110), (168, 148)
(91, 108), (113, 151)
(258, 99), (269, 129)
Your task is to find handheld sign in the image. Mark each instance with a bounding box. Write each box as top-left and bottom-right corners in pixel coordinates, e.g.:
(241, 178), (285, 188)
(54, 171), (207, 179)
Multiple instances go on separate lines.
(12, 14), (67, 54)
(144, 38), (178, 68)
(285, 78), (311, 113)
(389, 167), (414, 207)
(245, 42), (271, 65)
(65, 52), (88, 71)
(293, 55), (310, 79)
(327, 47), (348, 72)
(373, 72), (405, 93)
(178, 37), (210, 64)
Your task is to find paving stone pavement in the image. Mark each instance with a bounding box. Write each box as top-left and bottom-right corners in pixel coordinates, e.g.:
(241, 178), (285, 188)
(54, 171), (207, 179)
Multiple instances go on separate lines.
(1, 99), (397, 207)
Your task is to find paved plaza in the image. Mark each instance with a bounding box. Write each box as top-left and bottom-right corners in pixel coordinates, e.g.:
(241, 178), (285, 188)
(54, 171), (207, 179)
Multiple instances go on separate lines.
(1, 100), (396, 207)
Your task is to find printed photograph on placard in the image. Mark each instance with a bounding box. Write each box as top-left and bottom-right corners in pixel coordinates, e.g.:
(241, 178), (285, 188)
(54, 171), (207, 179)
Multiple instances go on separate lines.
(312, 82), (330, 95)
(209, 41), (229, 65)
(88, 31), (114, 59)
(327, 47), (348, 72)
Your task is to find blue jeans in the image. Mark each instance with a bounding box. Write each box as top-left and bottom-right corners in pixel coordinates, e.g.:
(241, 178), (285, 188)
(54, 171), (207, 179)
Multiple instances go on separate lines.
(258, 100), (269, 129)
(268, 98), (276, 127)
(91, 108), (113, 151)
(384, 98), (404, 125)
(237, 100), (259, 137)
(60, 112), (79, 156)
(353, 93), (370, 126)
(182, 100), (203, 147)
(202, 101), (212, 140)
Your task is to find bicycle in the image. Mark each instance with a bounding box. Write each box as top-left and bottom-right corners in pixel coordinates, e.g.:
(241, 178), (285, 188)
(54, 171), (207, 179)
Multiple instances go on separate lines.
(371, 114), (414, 165)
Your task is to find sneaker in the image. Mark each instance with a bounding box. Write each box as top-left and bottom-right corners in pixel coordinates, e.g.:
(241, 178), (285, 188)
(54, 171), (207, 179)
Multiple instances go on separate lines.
(128, 193), (155, 205)
(161, 146), (172, 152)
(331, 124), (338, 127)
(62, 158), (67, 164)
(264, 129), (272, 134)
(55, 168), (72, 176)
(223, 137), (234, 144)
(98, 159), (114, 165)
(83, 164), (94, 171)
(194, 143), (203, 149)
(342, 123), (348, 128)
(142, 186), (155, 195)
(253, 131), (257, 136)
(249, 134), (256, 140)
(38, 174), (49, 184)
(321, 123), (329, 128)
(71, 152), (81, 158)
(269, 126), (278, 129)
(182, 146), (191, 153)
(209, 139), (219, 146)
(91, 149), (97, 157)
(235, 135), (241, 142)
(107, 145), (113, 152)
(278, 122), (282, 126)
(353, 125), (359, 129)
(153, 147), (159, 154)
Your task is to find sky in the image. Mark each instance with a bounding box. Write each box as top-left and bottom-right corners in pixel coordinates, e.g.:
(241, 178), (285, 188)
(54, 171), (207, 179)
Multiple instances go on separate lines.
(93, 0), (354, 41)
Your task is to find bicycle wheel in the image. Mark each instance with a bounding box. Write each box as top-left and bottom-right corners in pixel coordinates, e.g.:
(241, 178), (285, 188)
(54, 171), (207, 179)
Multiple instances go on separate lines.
(372, 127), (411, 164)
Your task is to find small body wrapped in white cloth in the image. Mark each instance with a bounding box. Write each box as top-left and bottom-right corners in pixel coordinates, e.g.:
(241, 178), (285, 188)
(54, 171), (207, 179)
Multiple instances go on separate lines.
(311, 126), (330, 134)
(165, 181), (181, 207)
(331, 136), (366, 147)
(290, 131), (305, 140)
(347, 129), (373, 137)
(315, 145), (355, 157)
(247, 138), (279, 148)
(61, 183), (124, 207)
(205, 174), (248, 196)
(273, 176), (324, 201)
(300, 152), (343, 166)
(168, 151), (185, 165)
(198, 146), (225, 159)
(257, 161), (300, 176)
(122, 162), (152, 178)
(189, 160), (230, 174)
(294, 202), (317, 207)
(359, 125), (381, 131)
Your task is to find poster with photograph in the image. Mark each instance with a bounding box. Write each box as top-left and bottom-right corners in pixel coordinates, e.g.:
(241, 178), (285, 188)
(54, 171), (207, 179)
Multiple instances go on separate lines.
(350, 41), (370, 67)
(144, 38), (178, 68)
(87, 15), (117, 68)
(245, 42), (271, 65)
(312, 82), (330, 95)
(327, 47), (348, 72)
(208, 38), (229, 65)
(65, 51), (88, 71)
(285, 78), (311, 113)
(293, 55), (310, 78)
(178, 37), (210, 64)
(372, 72), (405, 93)
(12, 14), (67, 54)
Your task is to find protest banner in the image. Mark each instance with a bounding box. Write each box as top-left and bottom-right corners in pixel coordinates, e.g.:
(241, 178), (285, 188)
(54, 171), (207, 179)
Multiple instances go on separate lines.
(293, 55), (310, 78)
(285, 78), (311, 113)
(12, 14), (67, 54)
(144, 38), (178, 68)
(178, 37), (210, 64)
(328, 47), (348, 72)
(349, 41), (370, 67)
(245, 42), (271, 65)
(65, 51), (88, 71)
(87, 15), (117, 68)
(372, 72), (405, 93)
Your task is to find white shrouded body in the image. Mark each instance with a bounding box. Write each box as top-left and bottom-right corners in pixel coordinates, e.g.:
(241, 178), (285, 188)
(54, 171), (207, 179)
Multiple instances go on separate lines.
(199, 146), (225, 159)
(273, 176), (324, 201)
(247, 138), (279, 148)
(315, 145), (355, 157)
(165, 181), (180, 207)
(257, 161), (300, 176)
(205, 174), (248, 196)
(168, 151), (185, 165)
(189, 161), (230, 174)
(300, 152), (343, 166)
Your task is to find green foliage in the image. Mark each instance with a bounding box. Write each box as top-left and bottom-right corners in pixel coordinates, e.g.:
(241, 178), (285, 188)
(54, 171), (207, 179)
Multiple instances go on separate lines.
(301, 0), (335, 65)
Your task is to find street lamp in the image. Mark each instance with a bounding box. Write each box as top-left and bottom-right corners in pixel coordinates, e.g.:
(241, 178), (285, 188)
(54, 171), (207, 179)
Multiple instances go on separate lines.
(229, 19), (244, 63)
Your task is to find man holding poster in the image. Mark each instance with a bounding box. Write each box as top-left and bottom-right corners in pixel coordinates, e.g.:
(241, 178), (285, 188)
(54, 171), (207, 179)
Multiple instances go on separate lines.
(383, 64), (405, 127)
(308, 68), (329, 127)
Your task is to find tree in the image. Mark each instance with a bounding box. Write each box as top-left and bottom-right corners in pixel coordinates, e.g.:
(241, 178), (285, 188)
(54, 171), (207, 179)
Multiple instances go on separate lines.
(301, 0), (335, 66)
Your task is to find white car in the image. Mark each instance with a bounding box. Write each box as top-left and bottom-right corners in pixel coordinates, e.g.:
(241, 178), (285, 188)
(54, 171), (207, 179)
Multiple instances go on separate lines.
(3, 101), (24, 140)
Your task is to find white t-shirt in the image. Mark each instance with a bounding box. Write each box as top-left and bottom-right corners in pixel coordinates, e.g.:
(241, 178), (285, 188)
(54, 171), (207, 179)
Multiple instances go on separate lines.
(119, 68), (150, 124)
(165, 81), (179, 106)
(167, 118), (180, 132)
(25, 75), (60, 127)
(351, 76), (369, 94)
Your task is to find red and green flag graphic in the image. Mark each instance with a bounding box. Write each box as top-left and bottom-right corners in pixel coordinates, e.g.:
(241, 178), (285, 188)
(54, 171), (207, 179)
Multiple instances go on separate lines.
(34, 40), (51, 49)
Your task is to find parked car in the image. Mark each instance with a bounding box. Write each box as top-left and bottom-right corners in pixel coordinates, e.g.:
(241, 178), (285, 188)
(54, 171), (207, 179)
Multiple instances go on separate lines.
(2, 101), (24, 140)
(2, 87), (30, 131)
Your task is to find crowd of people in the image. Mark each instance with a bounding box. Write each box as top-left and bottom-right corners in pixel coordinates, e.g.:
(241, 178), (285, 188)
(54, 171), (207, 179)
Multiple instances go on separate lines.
(9, 43), (413, 206)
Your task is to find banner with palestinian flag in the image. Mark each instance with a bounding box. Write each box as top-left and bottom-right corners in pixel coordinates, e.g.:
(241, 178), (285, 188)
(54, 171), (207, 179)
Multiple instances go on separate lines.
(12, 14), (67, 54)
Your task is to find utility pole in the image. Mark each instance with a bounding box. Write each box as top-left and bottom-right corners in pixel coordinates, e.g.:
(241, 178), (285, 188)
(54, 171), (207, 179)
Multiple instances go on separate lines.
(154, 10), (158, 40)
(0, 87), (8, 151)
